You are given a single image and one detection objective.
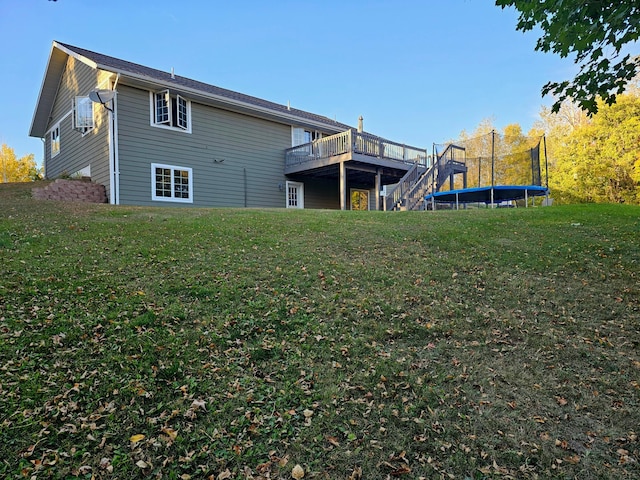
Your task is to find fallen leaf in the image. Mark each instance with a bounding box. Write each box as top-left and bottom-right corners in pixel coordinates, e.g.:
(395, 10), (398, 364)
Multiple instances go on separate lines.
(136, 460), (148, 469)
(130, 434), (145, 443)
(292, 464), (305, 479)
(348, 466), (362, 480)
(390, 465), (411, 476)
(218, 469), (232, 480)
(161, 427), (178, 440)
(326, 436), (340, 447)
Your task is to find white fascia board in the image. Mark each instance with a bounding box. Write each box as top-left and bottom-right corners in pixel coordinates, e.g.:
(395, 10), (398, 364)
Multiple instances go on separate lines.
(29, 45), (68, 138)
(53, 41), (99, 69)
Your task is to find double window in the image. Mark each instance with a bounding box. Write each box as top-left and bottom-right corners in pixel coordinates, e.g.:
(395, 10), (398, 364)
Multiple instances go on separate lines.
(73, 96), (94, 134)
(50, 124), (60, 158)
(151, 90), (190, 132)
(151, 163), (193, 203)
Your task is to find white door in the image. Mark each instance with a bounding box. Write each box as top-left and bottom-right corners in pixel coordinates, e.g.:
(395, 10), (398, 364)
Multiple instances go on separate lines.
(286, 181), (304, 209)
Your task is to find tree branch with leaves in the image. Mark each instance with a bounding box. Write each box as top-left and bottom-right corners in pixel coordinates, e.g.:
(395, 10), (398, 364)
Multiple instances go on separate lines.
(496, 0), (640, 115)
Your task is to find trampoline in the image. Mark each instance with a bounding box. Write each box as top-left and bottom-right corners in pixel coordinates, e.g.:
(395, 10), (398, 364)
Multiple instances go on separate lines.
(425, 185), (549, 206)
(423, 131), (550, 210)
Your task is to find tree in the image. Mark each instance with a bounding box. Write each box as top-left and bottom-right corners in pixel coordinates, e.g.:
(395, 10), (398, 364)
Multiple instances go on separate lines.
(547, 92), (640, 204)
(0, 144), (41, 183)
(496, 1), (640, 115)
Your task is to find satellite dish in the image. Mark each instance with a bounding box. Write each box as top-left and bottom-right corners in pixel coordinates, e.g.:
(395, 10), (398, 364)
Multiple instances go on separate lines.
(88, 89), (115, 105)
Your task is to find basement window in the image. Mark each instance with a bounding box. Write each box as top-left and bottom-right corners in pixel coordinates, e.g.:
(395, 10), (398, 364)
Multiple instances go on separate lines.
(151, 163), (193, 203)
(151, 90), (190, 132)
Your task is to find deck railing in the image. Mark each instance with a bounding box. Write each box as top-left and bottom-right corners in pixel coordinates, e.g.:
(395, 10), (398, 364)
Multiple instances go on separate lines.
(384, 162), (426, 210)
(285, 130), (428, 170)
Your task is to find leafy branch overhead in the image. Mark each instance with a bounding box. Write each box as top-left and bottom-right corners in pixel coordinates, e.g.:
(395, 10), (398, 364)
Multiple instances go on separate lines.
(496, 0), (640, 114)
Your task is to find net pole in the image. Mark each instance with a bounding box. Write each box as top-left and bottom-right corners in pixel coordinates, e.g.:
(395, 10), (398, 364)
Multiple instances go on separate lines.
(543, 135), (549, 188)
(432, 143), (436, 194)
(543, 135), (550, 204)
(491, 131), (495, 208)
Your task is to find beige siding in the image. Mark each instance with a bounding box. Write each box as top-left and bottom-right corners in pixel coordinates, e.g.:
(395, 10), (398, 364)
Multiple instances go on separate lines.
(43, 57), (111, 197)
(117, 84), (292, 207)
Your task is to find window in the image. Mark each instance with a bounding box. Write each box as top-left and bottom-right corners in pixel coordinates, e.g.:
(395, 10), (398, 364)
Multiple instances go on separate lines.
(51, 124), (60, 157)
(286, 181), (304, 208)
(151, 90), (190, 132)
(73, 96), (94, 134)
(292, 128), (321, 147)
(151, 164), (193, 203)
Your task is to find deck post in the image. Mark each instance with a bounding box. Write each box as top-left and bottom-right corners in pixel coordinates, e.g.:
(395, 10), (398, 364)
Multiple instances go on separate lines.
(339, 161), (346, 210)
(375, 168), (381, 211)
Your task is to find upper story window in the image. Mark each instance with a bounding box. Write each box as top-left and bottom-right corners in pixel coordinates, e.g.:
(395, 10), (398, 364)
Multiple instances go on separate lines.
(150, 90), (191, 132)
(292, 127), (321, 147)
(51, 124), (60, 157)
(73, 96), (94, 134)
(151, 163), (193, 203)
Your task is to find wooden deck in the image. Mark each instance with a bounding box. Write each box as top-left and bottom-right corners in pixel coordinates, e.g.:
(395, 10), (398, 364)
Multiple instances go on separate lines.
(284, 130), (429, 176)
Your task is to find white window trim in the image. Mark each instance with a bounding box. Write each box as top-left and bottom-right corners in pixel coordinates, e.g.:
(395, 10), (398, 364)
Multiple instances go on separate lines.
(176, 94), (188, 130)
(50, 123), (61, 158)
(151, 163), (194, 203)
(286, 181), (304, 209)
(149, 91), (192, 133)
(291, 127), (322, 147)
(73, 96), (95, 135)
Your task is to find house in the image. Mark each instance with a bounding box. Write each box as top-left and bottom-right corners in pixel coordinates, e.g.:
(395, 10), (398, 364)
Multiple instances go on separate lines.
(30, 41), (433, 210)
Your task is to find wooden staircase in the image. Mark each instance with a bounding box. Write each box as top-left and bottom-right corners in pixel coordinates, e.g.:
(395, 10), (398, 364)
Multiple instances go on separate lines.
(384, 144), (468, 211)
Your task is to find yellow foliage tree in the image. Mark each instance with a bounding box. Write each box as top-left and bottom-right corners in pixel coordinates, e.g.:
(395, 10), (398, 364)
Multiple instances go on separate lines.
(546, 93), (640, 204)
(0, 144), (40, 183)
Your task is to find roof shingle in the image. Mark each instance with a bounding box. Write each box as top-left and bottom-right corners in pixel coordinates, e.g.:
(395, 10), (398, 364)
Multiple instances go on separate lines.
(57, 42), (352, 130)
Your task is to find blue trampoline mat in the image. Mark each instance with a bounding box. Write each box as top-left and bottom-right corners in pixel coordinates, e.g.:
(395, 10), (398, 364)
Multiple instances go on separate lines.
(425, 185), (549, 204)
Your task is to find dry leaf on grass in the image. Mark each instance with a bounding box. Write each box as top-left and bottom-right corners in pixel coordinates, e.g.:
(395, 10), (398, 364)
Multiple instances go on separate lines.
(292, 464), (305, 479)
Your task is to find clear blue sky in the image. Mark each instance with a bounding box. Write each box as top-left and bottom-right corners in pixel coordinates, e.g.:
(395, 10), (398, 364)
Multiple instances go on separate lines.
(0, 0), (588, 165)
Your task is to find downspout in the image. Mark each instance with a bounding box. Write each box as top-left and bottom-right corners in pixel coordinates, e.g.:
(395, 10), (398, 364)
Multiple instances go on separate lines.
(112, 74), (120, 205)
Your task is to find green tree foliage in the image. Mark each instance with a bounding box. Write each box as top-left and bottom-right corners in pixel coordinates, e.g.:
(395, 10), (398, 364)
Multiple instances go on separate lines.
(544, 92), (640, 204)
(0, 144), (41, 183)
(496, 0), (640, 115)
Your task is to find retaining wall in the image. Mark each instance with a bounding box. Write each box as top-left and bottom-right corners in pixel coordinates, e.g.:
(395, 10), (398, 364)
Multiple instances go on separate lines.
(32, 178), (108, 203)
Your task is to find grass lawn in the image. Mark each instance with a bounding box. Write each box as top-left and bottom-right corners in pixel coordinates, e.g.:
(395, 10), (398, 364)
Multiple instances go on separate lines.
(1, 182), (639, 479)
